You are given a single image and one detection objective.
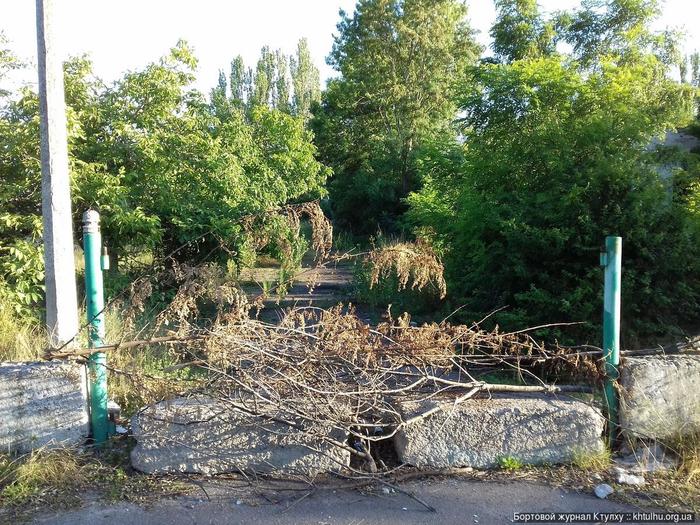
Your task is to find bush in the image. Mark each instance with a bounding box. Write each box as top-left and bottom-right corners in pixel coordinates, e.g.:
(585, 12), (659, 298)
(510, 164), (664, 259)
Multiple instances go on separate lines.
(408, 56), (700, 343)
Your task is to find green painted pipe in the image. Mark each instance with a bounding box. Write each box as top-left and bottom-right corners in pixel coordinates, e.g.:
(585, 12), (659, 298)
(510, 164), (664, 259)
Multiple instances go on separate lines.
(600, 236), (622, 441)
(83, 210), (109, 444)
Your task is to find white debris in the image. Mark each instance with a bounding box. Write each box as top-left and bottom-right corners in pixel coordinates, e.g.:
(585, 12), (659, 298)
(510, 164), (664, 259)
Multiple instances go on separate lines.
(615, 471), (645, 486)
(594, 484), (614, 499)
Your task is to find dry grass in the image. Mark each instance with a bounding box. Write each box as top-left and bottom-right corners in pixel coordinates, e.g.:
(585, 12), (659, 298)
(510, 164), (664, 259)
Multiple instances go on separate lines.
(0, 445), (188, 522)
(0, 298), (45, 362)
(572, 447), (612, 471)
(0, 448), (81, 507)
(675, 433), (700, 482)
(615, 471), (700, 513)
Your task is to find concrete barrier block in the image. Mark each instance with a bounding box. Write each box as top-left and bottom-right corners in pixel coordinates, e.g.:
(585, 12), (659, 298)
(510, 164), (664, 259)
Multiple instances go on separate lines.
(620, 355), (700, 440)
(394, 394), (605, 468)
(0, 361), (89, 453)
(131, 397), (350, 476)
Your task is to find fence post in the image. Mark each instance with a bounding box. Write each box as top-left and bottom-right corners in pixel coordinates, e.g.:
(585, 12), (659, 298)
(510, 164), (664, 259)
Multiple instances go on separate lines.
(600, 236), (622, 441)
(83, 210), (109, 444)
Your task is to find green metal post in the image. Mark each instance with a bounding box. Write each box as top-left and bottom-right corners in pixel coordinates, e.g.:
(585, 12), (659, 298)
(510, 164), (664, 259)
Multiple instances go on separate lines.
(600, 236), (622, 441)
(83, 210), (109, 444)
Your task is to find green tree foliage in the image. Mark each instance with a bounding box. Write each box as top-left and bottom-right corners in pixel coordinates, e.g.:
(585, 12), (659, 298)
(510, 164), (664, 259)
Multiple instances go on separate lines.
(556, 0), (680, 67)
(0, 40), (329, 315)
(230, 55), (251, 107)
(0, 32), (20, 98)
(225, 40), (320, 120)
(210, 69), (232, 119)
(312, 0), (480, 234)
(274, 50), (291, 112)
(690, 52), (700, 119)
(290, 38), (321, 122)
(251, 45), (276, 108)
(490, 0), (556, 62)
(407, 0), (699, 341)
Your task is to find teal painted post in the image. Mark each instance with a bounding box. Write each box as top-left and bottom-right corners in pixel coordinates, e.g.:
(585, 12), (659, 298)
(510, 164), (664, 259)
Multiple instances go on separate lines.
(83, 210), (109, 444)
(600, 236), (622, 440)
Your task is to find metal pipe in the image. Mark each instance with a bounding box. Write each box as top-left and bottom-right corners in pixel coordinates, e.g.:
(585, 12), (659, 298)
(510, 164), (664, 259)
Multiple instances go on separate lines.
(600, 236), (622, 441)
(82, 210), (109, 444)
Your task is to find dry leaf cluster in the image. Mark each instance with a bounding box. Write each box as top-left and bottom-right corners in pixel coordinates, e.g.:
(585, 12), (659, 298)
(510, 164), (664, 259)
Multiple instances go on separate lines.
(365, 239), (447, 298)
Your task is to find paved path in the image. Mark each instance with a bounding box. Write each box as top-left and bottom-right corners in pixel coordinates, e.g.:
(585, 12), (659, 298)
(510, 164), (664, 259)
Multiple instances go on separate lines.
(33, 478), (669, 525)
(239, 261), (355, 323)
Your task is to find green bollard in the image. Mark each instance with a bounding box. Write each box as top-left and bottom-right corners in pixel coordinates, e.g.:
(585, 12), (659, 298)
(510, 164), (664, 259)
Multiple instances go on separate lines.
(83, 210), (109, 444)
(599, 236), (622, 442)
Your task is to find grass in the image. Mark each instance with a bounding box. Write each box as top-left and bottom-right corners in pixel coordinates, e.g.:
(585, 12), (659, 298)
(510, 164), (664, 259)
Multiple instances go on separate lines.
(615, 470), (700, 513)
(0, 299), (45, 362)
(572, 447), (612, 470)
(670, 432), (700, 482)
(101, 306), (206, 417)
(0, 444), (188, 522)
(0, 448), (82, 508)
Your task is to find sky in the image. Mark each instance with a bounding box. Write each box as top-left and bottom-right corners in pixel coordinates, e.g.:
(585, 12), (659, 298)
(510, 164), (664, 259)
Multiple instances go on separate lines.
(1, 0), (699, 94)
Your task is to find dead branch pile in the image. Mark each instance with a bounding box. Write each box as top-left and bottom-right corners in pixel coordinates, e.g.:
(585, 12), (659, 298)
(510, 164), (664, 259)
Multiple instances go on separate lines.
(190, 304), (601, 454)
(45, 216), (605, 474)
(52, 263), (603, 471)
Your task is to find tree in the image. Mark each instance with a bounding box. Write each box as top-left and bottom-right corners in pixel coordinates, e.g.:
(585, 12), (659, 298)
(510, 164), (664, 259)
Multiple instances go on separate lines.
(223, 41), (320, 119)
(313, 0), (480, 234)
(230, 55), (250, 107)
(210, 70), (231, 119)
(290, 38), (320, 122)
(0, 39), (330, 315)
(490, 0), (556, 62)
(0, 32), (20, 98)
(251, 46), (277, 108)
(680, 55), (688, 84)
(557, 0), (678, 68)
(407, 1), (699, 341)
(274, 50), (291, 112)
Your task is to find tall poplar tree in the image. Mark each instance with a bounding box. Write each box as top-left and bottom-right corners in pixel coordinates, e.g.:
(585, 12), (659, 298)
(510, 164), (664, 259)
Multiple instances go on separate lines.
(313, 0), (480, 233)
(274, 50), (291, 112)
(210, 70), (231, 118)
(251, 46), (276, 108)
(290, 38), (321, 122)
(230, 55), (250, 107)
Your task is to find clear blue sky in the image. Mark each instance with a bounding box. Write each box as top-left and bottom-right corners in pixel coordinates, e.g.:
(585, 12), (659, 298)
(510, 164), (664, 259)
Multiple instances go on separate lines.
(2, 0), (699, 93)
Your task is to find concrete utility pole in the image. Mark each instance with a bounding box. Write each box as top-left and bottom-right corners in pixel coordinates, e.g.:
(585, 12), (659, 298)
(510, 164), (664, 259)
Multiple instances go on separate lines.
(36, 0), (79, 347)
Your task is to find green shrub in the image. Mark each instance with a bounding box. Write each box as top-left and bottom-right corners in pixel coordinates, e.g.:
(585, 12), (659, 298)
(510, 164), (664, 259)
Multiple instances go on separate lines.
(408, 55), (700, 343)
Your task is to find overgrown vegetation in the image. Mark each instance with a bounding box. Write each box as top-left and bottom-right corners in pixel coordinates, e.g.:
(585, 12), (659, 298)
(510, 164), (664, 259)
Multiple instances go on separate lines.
(0, 36), (329, 321)
(406, 0), (700, 342)
(2, 0), (699, 345)
(312, 0), (481, 234)
(0, 297), (43, 361)
(0, 0), (700, 512)
(572, 447), (612, 471)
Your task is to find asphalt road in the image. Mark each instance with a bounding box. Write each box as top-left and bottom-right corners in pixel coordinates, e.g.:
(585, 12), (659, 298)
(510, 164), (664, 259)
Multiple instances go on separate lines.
(32, 478), (677, 525)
